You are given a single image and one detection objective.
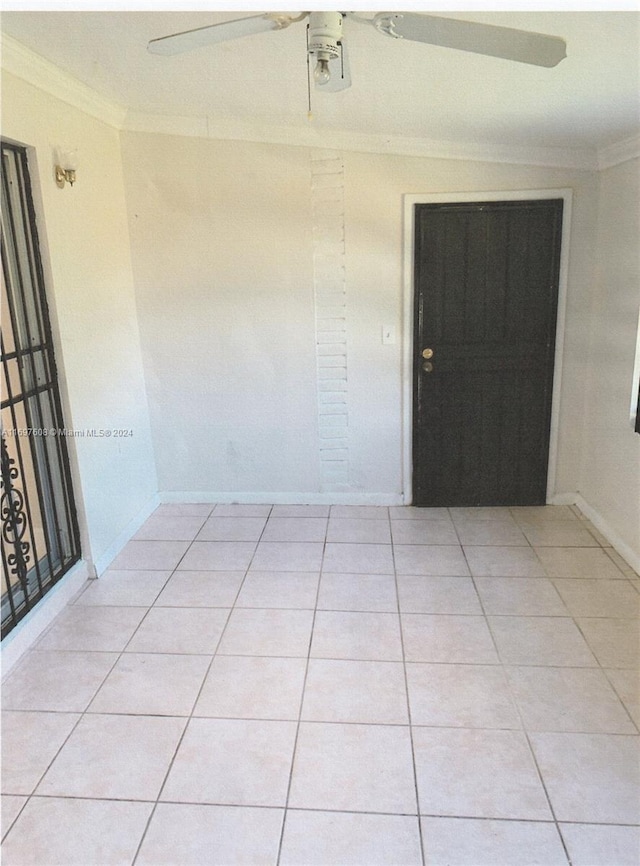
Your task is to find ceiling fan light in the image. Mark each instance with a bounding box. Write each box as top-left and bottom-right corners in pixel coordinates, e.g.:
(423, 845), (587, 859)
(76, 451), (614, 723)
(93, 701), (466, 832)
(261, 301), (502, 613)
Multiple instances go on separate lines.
(308, 11), (342, 86)
(313, 57), (331, 85)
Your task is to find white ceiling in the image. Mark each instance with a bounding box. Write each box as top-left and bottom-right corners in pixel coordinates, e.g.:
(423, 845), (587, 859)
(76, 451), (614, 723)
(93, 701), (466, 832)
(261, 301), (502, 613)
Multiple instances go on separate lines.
(2, 8), (639, 153)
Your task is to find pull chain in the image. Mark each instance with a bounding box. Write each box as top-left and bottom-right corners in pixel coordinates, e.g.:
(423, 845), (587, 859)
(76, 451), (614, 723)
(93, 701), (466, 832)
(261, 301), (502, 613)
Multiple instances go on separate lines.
(306, 24), (313, 121)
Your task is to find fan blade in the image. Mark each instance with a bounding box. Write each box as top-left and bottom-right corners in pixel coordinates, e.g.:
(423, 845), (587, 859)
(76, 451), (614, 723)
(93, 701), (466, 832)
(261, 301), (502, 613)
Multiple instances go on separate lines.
(315, 40), (351, 92)
(148, 13), (295, 56)
(372, 12), (567, 67)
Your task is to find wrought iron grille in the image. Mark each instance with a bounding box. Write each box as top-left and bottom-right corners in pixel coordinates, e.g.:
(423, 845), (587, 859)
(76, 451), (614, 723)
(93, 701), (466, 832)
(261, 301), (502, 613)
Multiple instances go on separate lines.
(1, 142), (80, 638)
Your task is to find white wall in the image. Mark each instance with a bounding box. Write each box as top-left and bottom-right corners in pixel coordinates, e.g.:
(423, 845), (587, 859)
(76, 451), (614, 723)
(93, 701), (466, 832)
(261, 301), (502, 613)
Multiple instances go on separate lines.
(121, 131), (600, 505)
(579, 157), (640, 564)
(1, 72), (158, 569)
(121, 134), (319, 498)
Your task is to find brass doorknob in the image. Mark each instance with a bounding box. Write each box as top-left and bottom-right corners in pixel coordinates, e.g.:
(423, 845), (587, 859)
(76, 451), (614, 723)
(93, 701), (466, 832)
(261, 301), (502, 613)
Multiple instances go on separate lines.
(422, 348), (434, 359)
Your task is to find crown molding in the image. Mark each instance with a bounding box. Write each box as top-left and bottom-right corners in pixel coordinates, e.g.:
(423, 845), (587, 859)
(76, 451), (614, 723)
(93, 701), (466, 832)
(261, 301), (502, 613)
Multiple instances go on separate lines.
(4, 33), (626, 172)
(597, 134), (640, 170)
(123, 110), (598, 170)
(1, 35), (127, 129)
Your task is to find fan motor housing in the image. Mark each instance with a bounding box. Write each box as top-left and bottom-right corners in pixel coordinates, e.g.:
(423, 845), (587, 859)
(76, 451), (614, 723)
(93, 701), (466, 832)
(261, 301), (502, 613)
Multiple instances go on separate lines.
(308, 11), (343, 59)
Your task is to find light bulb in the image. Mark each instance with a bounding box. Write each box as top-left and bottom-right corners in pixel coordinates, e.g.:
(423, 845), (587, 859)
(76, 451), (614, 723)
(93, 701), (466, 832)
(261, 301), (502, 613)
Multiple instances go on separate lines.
(313, 58), (331, 86)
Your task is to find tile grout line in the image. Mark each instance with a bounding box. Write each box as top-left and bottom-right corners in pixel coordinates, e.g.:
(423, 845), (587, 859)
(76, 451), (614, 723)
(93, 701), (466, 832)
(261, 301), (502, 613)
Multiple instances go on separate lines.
(0, 708), (86, 840)
(110, 507), (214, 663)
(390, 505), (427, 866)
(129, 504), (274, 865)
(456, 511), (573, 865)
(6, 705), (637, 736)
(600, 668), (640, 736)
(274, 521), (326, 866)
(9, 791), (640, 829)
(570, 613), (640, 735)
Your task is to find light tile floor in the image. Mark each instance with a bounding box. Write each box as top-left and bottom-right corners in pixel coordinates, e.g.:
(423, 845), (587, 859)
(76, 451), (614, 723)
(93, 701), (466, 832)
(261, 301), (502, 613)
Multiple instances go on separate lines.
(2, 504), (639, 865)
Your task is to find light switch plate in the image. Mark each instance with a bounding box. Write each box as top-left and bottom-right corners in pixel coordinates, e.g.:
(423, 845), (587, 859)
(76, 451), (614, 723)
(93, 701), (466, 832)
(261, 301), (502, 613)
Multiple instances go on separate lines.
(382, 325), (396, 345)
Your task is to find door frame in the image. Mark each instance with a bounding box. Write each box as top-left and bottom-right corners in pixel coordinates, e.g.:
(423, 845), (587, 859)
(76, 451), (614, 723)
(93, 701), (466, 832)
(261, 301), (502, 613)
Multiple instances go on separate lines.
(401, 188), (573, 505)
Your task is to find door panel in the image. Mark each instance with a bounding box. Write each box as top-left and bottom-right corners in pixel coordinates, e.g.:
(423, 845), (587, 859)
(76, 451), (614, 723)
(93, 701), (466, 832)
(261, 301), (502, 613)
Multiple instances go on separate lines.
(412, 199), (563, 507)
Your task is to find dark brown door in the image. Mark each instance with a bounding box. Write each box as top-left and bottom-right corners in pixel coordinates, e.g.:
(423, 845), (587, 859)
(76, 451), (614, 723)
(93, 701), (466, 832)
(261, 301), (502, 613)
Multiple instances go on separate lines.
(412, 199), (563, 507)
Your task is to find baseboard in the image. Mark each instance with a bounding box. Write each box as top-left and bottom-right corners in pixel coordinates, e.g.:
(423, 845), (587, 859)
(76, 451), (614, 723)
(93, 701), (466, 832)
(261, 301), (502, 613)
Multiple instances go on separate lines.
(93, 493), (160, 575)
(547, 492), (578, 507)
(1, 559), (91, 679)
(1, 493), (161, 676)
(572, 494), (640, 576)
(529, 490), (638, 575)
(159, 491), (406, 506)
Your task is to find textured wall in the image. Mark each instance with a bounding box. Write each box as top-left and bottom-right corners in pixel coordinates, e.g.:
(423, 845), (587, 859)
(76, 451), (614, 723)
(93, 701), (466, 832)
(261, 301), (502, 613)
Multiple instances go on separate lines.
(1, 72), (158, 568)
(579, 157), (640, 564)
(121, 131), (601, 506)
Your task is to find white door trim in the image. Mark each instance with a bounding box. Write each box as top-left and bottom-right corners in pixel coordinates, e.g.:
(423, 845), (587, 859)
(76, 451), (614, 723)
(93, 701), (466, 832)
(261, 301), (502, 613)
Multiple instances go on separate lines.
(401, 188), (573, 505)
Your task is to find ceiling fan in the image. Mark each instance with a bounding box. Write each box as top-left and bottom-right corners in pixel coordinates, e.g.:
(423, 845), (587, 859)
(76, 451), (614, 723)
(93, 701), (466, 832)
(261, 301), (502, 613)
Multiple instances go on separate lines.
(147, 11), (567, 93)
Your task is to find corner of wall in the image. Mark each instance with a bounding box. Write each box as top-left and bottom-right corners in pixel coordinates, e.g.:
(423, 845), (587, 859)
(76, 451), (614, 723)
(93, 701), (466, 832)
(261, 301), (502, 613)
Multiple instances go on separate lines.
(574, 494), (640, 576)
(1, 560), (91, 678)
